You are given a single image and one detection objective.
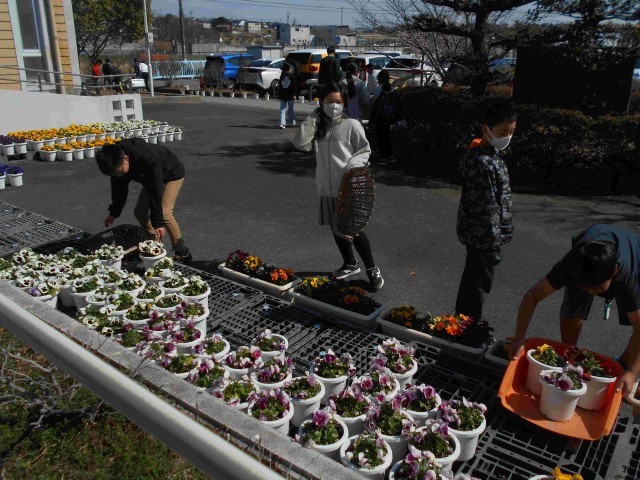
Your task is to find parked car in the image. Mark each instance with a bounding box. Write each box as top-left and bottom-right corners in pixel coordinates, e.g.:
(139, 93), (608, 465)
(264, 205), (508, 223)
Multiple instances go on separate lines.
(285, 49), (352, 89)
(364, 51), (402, 58)
(203, 54), (255, 88)
(339, 54), (389, 84)
(382, 56), (443, 87)
(240, 58), (285, 92)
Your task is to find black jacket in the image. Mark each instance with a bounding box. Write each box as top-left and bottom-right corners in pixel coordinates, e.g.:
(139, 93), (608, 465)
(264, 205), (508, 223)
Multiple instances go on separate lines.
(277, 68), (297, 101)
(108, 139), (185, 228)
(318, 55), (342, 85)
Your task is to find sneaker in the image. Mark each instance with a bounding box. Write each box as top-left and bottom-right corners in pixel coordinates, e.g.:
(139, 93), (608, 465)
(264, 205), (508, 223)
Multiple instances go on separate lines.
(291, 120), (297, 127)
(173, 248), (193, 265)
(367, 266), (384, 291)
(279, 124), (285, 129)
(332, 261), (361, 280)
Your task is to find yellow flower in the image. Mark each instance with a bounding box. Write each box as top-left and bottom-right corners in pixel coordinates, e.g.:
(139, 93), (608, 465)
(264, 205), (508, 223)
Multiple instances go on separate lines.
(539, 344), (551, 354)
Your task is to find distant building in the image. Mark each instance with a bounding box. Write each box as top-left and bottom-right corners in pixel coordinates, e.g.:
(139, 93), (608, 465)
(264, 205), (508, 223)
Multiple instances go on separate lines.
(278, 24), (313, 46)
(246, 45), (283, 60)
(245, 22), (261, 34)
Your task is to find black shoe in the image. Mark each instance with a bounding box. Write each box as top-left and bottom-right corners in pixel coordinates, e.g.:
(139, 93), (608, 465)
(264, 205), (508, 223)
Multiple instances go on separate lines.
(332, 261), (361, 280)
(173, 248), (193, 265)
(367, 266), (384, 291)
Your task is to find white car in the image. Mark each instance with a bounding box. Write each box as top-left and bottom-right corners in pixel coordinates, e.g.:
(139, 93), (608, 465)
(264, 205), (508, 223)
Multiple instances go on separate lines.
(382, 56), (443, 87)
(240, 58), (285, 93)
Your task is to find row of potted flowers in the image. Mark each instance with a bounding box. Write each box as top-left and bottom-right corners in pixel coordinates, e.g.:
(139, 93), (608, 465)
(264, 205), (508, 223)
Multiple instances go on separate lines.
(0, 165), (24, 188)
(6, 121), (182, 152)
(526, 344), (616, 421)
(220, 250), (299, 295)
(0, 135), (27, 156)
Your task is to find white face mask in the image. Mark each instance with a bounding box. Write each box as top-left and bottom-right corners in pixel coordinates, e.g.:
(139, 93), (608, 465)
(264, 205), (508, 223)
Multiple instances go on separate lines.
(323, 102), (344, 119)
(487, 128), (512, 151)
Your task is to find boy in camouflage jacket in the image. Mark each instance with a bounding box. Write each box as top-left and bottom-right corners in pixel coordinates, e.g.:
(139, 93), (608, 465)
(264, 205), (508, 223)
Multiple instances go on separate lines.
(455, 98), (516, 319)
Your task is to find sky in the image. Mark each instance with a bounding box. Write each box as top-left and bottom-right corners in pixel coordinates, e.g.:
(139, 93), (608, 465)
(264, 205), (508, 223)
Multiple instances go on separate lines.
(150, 0), (544, 28)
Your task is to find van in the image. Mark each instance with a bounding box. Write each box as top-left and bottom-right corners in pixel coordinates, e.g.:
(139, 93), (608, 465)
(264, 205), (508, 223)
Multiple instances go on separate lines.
(203, 54), (255, 88)
(285, 49), (352, 89)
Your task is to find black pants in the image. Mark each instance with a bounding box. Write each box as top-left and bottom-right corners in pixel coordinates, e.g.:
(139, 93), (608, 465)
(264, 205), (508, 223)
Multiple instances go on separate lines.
(141, 72), (149, 91)
(376, 124), (392, 159)
(455, 247), (496, 319)
(333, 232), (375, 270)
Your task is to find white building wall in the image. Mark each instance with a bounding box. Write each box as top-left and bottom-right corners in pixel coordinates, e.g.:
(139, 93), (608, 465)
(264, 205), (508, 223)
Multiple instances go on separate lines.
(0, 90), (143, 133)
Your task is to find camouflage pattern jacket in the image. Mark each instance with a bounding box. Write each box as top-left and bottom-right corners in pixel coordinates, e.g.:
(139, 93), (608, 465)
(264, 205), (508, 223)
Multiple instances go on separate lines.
(456, 141), (513, 263)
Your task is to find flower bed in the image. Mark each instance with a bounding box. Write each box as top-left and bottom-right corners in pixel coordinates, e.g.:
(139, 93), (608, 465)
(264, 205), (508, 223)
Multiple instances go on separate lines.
(218, 250), (300, 295)
(379, 306), (493, 354)
(289, 276), (385, 328)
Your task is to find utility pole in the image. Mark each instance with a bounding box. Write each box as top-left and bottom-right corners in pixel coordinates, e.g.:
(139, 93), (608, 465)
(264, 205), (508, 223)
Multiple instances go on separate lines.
(179, 0), (186, 60)
(340, 7), (343, 26)
(143, 0), (154, 97)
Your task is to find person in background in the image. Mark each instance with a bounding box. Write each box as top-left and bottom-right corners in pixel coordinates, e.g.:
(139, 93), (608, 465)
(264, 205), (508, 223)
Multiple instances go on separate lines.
(102, 58), (113, 86)
(96, 139), (192, 264)
(134, 58), (141, 78)
(278, 62), (297, 129)
(365, 63), (378, 96)
(292, 83), (384, 291)
(455, 98), (516, 321)
(90, 59), (103, 92)
(339, 63), (369, 122)
(509, 224), (640, 396)
(138, 59), (150, 91)
(318, 46), (342, 88)
(368, 70), (405, 165)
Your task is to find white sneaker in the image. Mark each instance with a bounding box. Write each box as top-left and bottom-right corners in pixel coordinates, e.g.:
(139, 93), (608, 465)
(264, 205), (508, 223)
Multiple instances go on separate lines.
(279, 124), (285, 129)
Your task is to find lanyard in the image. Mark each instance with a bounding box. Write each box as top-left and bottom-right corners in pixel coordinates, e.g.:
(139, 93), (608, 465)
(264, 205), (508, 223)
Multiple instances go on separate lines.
(604, 298), (612, 321)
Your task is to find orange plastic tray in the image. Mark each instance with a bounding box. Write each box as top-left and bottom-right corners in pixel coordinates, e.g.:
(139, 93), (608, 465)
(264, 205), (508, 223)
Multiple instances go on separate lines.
(498, 337), (623, 440)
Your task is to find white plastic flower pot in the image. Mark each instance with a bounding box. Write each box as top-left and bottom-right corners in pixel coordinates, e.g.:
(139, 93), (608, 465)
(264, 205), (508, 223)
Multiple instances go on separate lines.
(40, 150), (56, 162)
(14, 142), (27, 154)
(172, 367), (198, 379)
(528, 475), (553, 480)
(36, 294), (58, 309)
(196, 337), (230, 362)
(338, 413), (367, 436)
(213, 383), (259, 413)
(60, 150), (73, 162)
(577, 373), (617, 411)
(58, 286), (74, 307)
(95, 133), (106, 140)
(73, 149), (84, 160)
(289, 381), (326, 428)
(2, 144), (15, 155)
(76, 135), (87, 143)
(141, 250), (167, 270)
(29, 140), (44, 150)
(258, 334), (289, 363)
(109, 308), (130, 319)
(86, 295), (106, 310)
(148, 135), (158, 144)
(391, 359), (418, 389)
(84, 147), (95, 159)
(298, 417), (349, 461)
(100, 257), (123, 271)
(626, 380), (640, 417)
(165, 132), (174, 142)
(250, 371), (292, 392)
(311, 365), (349, 406)
(72, 289), (96, 309)
(404, 393), (442, 427)
(539, 372), (587, 422)
(0, 176), (5, 189)
(86, 134), (96, 141)
(153, 303), (179, 315)
(449, 416), (486, 461)
(412, 429), (461, 469)
(105, 132), (116, 140)
(526, 349), (563, 395)
(56, 137), (66, 145)
(122, 316), (151, 330)
(174, 132), (182, 141)
(175, 337), (203, 354)
(43, 138), (56, 146)
(157, 133), (166, 143)
(374, 411), (414, 465)
(180, 285), (211, 308)
(248, 401), (294, 435)
(184, 311), (209, 338)
(340, 435), (393, 480)
(159, 284), (183, 296)
(8, 173), (23, 187)
(145, 275), (164, 286)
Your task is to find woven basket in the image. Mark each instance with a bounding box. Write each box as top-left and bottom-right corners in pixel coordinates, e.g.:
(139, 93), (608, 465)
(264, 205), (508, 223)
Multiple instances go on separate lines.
(334, 166), (375, 238)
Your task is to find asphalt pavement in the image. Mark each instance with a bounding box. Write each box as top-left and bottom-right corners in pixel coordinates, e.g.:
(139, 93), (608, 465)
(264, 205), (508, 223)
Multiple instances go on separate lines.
(3, 96), (640, 359)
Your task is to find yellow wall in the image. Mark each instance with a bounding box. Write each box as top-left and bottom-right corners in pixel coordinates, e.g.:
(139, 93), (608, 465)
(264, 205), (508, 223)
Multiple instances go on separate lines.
(0, 0), (20, 91)
(52, 0), (74, 88)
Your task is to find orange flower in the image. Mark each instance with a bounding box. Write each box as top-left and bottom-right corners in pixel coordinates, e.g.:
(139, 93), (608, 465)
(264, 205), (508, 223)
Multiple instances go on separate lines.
(270, 270), (279, 282)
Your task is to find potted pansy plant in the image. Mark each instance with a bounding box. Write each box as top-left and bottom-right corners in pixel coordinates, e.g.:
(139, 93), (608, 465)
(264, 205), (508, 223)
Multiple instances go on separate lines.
(133, 284), (162, 303)
(86, 285), (115, 309)
(400, 384), (442, 427)
(311, 349), (356, 405)
(285, 375), (325, 427)
(116, 273), (145, 297)
(192, 333), (230, 361)
(213, 376), (259, 412)
(95, 244), (125, 270)
(339, 432), (392, 480)
(162, 353), (200, 378)
(408, 419), (460, 469)
(223, 346), (263, 380)
(25, 279), (59, 308)
(70, 276), (104, 309)
(366, 396), (415, 464)
(539, 364), (588, 422)
(123, 301), (155, 328)
(154, 293), (182, 313)
(138, 240), (167, 269)
(328, 385), (371, 436)
(77, 306), (123, 338)
(176, 301), (208, 336)
(179, 275), (210, 306)
(297, 407), (349, 460)
(251, 329), (288, 363)
(376, 338), (418, 388)
(145, 257), (174, 285)
(145, 311), (178, 335)
(106, 290), (136, 316)
(247, 388), (294, 435)
(171, 321), (203, 353)
(115, 323), (147, 349)
(437, 398), (487, 461)
(564, 346), (616, 411)
(527, 344), (565, 395)
(250, 353), (294, 391)
(186, 358), (229, 391)
(159, 271), (189, 294)
(138, 340), (177, 362)
(356, 365), (401, 402)
(389, 447), (450, 480)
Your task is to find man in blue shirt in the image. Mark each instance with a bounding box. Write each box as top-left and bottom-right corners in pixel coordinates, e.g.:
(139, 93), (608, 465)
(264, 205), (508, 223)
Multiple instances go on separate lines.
(509, 224), (640, 396)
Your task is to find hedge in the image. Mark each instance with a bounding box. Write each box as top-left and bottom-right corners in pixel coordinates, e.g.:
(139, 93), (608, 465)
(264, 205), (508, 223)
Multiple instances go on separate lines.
(386, 87), (640, 194)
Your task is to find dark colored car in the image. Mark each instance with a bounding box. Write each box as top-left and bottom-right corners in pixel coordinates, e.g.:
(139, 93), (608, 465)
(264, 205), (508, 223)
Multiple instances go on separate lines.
(203, 54), (255, 88)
